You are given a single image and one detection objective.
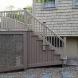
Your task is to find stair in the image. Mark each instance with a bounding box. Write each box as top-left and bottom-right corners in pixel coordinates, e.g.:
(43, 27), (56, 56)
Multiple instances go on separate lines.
(27, 31), (63, 67)
(25, 9), (67, 65)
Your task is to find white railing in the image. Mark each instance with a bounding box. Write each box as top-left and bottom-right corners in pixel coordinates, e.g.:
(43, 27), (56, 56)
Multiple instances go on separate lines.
(25, 8), (66, 59)
(0, 10), (25, 30)
(0, 9), (66, 60)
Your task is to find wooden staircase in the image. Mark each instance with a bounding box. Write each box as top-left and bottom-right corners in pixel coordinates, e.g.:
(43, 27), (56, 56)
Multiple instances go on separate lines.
(25, 8), (67, 65)
(27, 31), (63, 68)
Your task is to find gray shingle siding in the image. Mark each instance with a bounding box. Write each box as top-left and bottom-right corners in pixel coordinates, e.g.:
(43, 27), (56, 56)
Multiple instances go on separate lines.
(34, 0), (78, 36)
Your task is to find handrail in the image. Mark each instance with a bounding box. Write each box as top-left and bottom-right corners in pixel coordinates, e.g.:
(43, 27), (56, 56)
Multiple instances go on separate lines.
(26, 10), (64, 42)
(45, 25), (64, 42)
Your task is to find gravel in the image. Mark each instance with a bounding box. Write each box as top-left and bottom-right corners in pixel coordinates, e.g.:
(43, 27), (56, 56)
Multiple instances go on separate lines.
(0, 66), (78, 78)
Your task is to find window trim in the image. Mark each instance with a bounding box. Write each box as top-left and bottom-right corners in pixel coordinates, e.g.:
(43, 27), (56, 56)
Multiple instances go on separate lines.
(41, 0), (58, 10)
(73, 0), (78, 8)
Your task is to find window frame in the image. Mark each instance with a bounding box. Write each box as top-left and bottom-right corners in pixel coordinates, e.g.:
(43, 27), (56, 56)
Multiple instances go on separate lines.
(42, 0), (58, 10)
(73, 0), (78, 8)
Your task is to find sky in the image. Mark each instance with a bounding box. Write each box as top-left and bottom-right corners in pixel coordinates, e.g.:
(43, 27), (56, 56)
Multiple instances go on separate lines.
(0, 0), (32, 11)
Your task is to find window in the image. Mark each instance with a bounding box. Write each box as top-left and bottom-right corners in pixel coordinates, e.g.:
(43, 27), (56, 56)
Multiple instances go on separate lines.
(75, 0), (78, 6)
(43, 0), (56, 8)
(73, 0), (78, 8)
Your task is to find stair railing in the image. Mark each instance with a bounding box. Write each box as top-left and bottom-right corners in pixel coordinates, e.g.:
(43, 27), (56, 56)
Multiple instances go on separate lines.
(24, 8), (67, 61)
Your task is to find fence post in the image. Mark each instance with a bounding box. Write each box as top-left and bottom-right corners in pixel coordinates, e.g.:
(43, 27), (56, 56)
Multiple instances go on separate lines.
(63, 37), (67, 64)
(23, 8), (27, 30)
(43, 22), (46, 50)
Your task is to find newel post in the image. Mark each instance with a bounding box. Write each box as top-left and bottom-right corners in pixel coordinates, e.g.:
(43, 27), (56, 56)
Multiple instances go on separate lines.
(43, 22), (46, 50)
(23, 8), (27, 29)
(63, 37), (67, 64)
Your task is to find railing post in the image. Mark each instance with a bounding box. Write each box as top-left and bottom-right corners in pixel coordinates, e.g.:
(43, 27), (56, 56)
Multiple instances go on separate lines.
(63, 37), (67, 64)
(1, 16), (3, 28)
(23, 8), (27, 30)
(43, 22), (46, 50)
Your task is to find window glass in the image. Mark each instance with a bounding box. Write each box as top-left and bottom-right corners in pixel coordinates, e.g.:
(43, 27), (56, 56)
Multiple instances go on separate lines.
(44, 0), (55, 8)
(75, 0), (78, 6)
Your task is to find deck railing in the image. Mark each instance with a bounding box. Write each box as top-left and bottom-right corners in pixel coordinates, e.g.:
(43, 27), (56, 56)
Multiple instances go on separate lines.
(0, 10), (24, 30)
(0, 9), (67, 61)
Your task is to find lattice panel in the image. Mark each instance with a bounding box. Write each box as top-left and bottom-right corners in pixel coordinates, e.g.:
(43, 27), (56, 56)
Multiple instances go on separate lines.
(0, 34), (23, 68)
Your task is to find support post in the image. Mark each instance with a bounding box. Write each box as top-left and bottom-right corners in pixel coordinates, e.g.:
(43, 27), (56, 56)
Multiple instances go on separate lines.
(32, 0), (35, 30)
(63, 37), (67, 64)
(23, 8), (27, 30)
(43, 22), (46, 50)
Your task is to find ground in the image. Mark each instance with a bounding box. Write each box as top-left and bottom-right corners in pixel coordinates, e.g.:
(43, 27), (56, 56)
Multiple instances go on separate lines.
(0, 66), (78, 78)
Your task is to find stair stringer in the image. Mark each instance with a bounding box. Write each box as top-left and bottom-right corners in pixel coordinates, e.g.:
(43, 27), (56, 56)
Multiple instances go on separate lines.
(32, 31), (63, 59)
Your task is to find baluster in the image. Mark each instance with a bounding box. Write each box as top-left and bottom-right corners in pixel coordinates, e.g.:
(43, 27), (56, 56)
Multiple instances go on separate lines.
(7, 12), (10, 29)
(14, 12), (16, 29)
(59, 39), (60, 52)
(54, 35), (55, 47)
(39, 22), (40, 34)
(45, 27), (47, 44)
(43, 22), (46, 50)
(10, 12), (12, 29)
(16, 12), (19, 29)
(34, 18), (35, 31)
(49, 35), (50, 43)
(23, 8), (27, 30)
(41, 23), (43, 37)
(3, 12), (5, 29)
(5, 12), (7, 29)
(51, 32), (52, 45)
(56, 36), (58, 48)
(1, 13), (3, 28)
(35, 19), (37, 32)
(18, 11), (20, 28)
(63, 37), (67, 64)
(46, 27), (47, 41)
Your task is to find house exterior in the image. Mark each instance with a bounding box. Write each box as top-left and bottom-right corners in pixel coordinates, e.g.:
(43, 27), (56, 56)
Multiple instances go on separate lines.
(33, 0), (78, 58)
